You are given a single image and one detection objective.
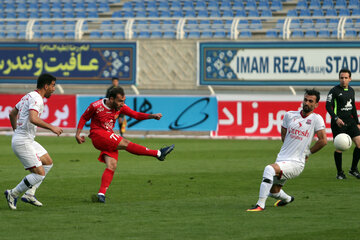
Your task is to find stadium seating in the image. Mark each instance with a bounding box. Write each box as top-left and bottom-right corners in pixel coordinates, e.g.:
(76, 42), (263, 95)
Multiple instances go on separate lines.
(0, 0), (359, 40)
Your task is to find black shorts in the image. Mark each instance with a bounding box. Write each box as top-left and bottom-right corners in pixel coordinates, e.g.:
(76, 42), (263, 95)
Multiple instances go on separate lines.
(331, 120), (360, 139)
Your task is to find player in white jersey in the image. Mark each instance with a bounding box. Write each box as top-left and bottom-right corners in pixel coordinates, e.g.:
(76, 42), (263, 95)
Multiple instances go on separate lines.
(247, 89), (327, 212)
(4, 73), (63, 210)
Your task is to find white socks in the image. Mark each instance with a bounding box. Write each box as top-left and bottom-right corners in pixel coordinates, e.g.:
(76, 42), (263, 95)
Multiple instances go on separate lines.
(256, 165), (275, 209)
(25, 164), (53, 196)
(12, 173), (45, 197)
(269, 189), (292, 203)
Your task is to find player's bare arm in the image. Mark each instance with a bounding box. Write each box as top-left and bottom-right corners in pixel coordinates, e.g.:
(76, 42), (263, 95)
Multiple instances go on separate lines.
(336, 118), (345, 127)
(75, 128), (85, 144)
(149, 113), (162, 120)
(9, 107), (18, 131)
(309, 129), (327, 155)
(29, 110), (63, 136)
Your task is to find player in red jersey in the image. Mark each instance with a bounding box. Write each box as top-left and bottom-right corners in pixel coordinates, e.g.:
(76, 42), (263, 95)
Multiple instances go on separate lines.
(75, 87), (174, 203)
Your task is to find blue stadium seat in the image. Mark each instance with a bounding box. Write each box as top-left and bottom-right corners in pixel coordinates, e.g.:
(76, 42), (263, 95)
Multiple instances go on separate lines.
(76, 11), (87, 18)
(355, 19), (360, 28)
(53, 32), (65, 38)
(212, 20), (223, 29)
(64, 11), (75, 18)
(172, 10), (183, 17)
(292, 30), (304, 38)
(187, 31), (200, 39)
(234, 10), (246, 17)
(250, 20), (262, 29)
(6, 32), (18, 39)
(345, 29), (357, 37)
(150, 31), (162, 38)
(328, 19), (339, 29)
(248, 10), (259, 17)
(299, 9), (311, 17)
(296, 0), (308, 9)
(261, 9), (272, 17)
(99, 3), (110, 12)
(101, 20), (112, 30)
(239, 30), (252, 38)
(352, 9), (360, 16)
(75, 2), (85, 12)
(326, 9), (337, 17)
(42, 32), (53, 39)
(6, 12), (16, 18)
(287, 9), (297, 17)
(348, 0), (360, 9)
(309, 0), (321, 9)
(163, 31), (175, 39)
(135, 10), (147, 17)
(334, 0), (347, 9)
(170, 1), (181, 10)
(158, 1), (169, 11)
(197, 10), (208, 17)
(302, 19), (314, 29)
(114, 31), (125, 39)
(322, 0), (334, 9)
(312, 9), (324, 17)
(184, 9), (196, 17)
(101, 31), (113, 39)
(41, 21), (52, 31)
(233, 1), (244, 10)
(134, 1), (145, 11)
(199, 20), (211, 29)
(137, 31), (151, 38)
(270, 0), (282, 11)
(305, 30), (317, 38)
(122, 2), (133, 11)
(318, 29), (330, 38)
(209, 10), (221, 17)
(195, 1), (206, 10)
(160, 10), (171, 17)
(183, 1), (194, 10)
(238, 19), (249, 29)
(146, 1), (157, 11)
(148, 11), (159, 17)
(87, 2), (98, 12)
(276, 19), (285, 29)
(88, 11), (99, 18)
(222, 10), (233, 17)
(123, 10), (135, 17)
(315, 19), (327, 29)
(201, 31), (213, 38)
(266, 29), (278, 38)
(65, 32), (75, 39)
(339, 9), (350, 16)
(290, 19), (301, 29)
(220, 1), (232, 10)
(331, 30), (338, 38)
(207, 1), (219, 10)
(245, 0), (257, 10)
(258, 0), (270, 10)
(90, 31), (101, 38)
(214, 30), (226, 38)
(344, 18), (354, 28)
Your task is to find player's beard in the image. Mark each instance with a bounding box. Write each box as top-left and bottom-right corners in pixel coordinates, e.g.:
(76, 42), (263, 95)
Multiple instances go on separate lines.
(302, 105), (311, 113)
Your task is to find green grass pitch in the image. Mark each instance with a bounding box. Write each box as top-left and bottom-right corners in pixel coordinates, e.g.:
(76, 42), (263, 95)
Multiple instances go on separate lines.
(1, 135), (360, 240)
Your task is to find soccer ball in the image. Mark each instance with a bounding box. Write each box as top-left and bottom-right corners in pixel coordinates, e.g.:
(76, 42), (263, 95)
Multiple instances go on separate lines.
(334, 133), (352, 151)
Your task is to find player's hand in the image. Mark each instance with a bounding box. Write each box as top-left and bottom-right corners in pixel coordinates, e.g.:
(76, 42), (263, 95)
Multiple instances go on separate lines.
(52, 126), (63, 136)
(336, 118), (345, 127)
(150, 113), (162, 120)
(75, 135), (86, 144)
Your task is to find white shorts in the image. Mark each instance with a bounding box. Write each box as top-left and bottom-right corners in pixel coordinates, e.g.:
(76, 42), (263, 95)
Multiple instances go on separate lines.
(273, 161), (305, 186)
(12, 138), (47, 170)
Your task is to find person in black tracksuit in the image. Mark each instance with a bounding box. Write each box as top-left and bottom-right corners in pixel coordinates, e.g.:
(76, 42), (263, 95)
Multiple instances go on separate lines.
(326, 69), (360, 179)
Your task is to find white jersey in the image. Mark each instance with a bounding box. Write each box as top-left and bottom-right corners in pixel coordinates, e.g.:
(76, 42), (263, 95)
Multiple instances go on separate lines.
(276, 110), (325, 166)
(13, 90), (44, 140)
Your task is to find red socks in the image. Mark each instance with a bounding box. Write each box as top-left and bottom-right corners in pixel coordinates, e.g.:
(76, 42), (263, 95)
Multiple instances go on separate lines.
(126, 142), (158, 157)
(98, 168), (114, 195)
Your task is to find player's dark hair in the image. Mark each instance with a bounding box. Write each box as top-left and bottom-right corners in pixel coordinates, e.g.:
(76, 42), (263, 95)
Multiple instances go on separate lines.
(112, 77), (119, 81)
(37, 73), (56, 89)
(305, 88), (320, 103)
(109, 86), (125, 99)
(339, 68), (351, 78)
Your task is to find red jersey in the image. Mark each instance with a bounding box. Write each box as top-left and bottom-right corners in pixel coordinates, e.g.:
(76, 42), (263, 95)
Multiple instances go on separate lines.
(77, 99), (150, 133)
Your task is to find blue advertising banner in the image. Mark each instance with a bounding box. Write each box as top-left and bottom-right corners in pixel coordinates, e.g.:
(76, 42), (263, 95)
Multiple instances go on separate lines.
(198, 41), (360, 86)
(0, 42), (136, 84)
(77, 95), (218, 131)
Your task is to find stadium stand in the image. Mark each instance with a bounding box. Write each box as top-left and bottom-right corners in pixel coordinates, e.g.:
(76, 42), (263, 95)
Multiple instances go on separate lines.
(0, 0), (358, 40)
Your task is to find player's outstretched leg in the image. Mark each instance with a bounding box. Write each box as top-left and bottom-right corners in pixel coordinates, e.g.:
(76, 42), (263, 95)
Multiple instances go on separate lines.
(157, 144), (175, 161)
(274, 196), (295, 207)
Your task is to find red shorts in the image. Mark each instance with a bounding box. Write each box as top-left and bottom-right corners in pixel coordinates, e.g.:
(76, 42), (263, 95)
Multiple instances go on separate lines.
(89, 130), (123, 163)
